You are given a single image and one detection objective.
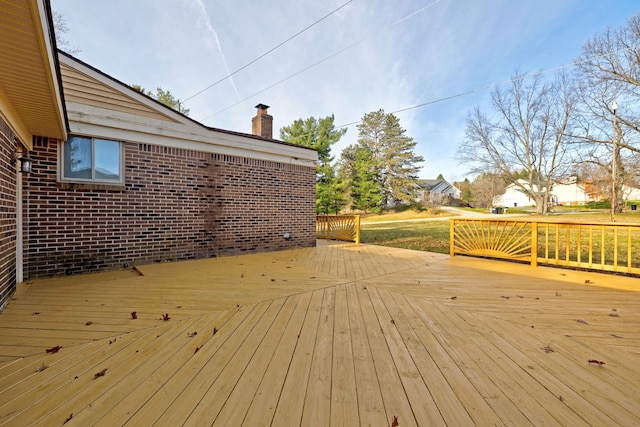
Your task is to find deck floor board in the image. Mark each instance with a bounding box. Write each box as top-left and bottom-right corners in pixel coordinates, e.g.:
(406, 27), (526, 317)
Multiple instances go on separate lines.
(0, 240), (638, 426)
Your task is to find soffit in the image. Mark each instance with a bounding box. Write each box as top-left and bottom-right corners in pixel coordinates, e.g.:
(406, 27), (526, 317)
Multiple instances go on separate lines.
(0, 0), (67, 144)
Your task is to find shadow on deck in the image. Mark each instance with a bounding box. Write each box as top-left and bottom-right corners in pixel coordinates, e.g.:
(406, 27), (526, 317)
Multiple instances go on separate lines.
(0, 241), (638, 426)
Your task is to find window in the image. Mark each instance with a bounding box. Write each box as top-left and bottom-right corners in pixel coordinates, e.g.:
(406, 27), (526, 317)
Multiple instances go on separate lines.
(61, 136), (124, 183)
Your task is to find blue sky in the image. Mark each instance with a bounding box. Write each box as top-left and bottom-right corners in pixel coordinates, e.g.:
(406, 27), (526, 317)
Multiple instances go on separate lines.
(52, 0), (639, 182)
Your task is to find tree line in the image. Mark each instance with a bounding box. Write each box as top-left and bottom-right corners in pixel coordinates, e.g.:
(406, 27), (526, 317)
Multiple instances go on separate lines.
(458, 14), (640, 215)
(283, 13), (640, 216)
(280, 110), (424, 214)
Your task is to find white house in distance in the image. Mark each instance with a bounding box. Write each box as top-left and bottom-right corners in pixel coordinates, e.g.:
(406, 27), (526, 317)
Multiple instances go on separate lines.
(418, 178), (461, 205)
(494, 177), (595, 207)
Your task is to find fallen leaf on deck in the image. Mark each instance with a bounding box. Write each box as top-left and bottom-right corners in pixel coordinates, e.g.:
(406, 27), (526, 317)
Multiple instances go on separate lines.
(390, 415), (399, 427)
(46, 345), (62, 354)
(575, 319), (589, 324)
(94, 368), (108, 378)
(187, 331), (198, 337)
(63, 413), (73, 424)
(85, 321), (93, 325)
(32, 312), (40, 315)
(36, 361), (49, 372)
(160, 313), (170, 321)
(588, 359), (605, 366)
(541, 345), (554, 354)
(131, 311), (137, 319)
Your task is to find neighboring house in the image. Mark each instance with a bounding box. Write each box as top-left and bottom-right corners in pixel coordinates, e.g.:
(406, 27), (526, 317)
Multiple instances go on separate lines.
(548, 176), (596, 206)
(623, 185), (640, 201)
(418, 179), (461, 205)
(1, 0), (317, 310)
(493, 177), (598, 207)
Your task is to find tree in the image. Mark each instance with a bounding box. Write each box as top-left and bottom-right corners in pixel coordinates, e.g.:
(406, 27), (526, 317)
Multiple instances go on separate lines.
(53, 10), (81, 55)
(132, 85), (190, 116)
(351, 146), (382, 213)
(573, 13), (640, 213)
(470, 173), (506, 208)
(459, 71), (577, 214)
(356, 110), (424, 208)
(336, 144), (359, 211)
(454, 178), (473, 206)
(280, 115), (347, 214)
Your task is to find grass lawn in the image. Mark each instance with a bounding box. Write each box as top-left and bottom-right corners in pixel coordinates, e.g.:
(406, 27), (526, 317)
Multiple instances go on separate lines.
(359, 208), (452, 223)
(361, 220), (451, 254)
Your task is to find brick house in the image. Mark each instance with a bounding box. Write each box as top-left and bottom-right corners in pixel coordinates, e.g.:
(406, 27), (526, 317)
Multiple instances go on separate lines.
(1, 0), (317, 310)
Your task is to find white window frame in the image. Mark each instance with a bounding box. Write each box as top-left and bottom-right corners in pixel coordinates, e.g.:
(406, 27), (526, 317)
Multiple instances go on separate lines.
(59, 135), (125, 185)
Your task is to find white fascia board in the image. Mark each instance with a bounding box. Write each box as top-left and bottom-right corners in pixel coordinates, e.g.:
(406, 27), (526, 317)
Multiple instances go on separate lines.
(66, 103), (317, 166)
(33, 0), (67, 140)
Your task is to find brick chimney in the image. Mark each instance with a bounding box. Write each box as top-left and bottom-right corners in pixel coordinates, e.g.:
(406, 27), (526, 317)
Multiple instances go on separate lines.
(252, 104), (273, 139)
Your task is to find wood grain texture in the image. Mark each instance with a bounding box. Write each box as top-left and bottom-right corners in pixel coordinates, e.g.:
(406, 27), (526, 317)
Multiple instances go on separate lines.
(0, 240), (638, 426)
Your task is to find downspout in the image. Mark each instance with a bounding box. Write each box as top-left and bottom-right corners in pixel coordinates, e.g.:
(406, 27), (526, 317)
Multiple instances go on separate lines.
(16, 163), (23, 283)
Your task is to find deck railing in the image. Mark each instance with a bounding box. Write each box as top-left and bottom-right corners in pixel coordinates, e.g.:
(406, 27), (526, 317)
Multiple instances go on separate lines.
(317, 215), (361, 244)
(450, 218), (640, 275)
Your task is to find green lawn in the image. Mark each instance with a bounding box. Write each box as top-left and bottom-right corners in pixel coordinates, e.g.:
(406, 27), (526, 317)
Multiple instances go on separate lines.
(361, 221), (450, 253)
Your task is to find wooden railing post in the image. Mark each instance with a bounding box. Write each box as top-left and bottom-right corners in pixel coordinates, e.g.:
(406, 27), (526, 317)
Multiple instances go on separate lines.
(355, 215), (361, 244)
(449, 219), (455, 257)
(531, 221), (538, 267)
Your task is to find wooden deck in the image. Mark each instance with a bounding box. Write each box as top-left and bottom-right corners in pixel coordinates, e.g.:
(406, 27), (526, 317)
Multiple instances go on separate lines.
(0, 241), (638, 426)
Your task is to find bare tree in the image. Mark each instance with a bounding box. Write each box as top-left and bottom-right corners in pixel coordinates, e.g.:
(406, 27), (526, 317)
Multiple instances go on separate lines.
(53, 10), (81, 55)
(573, 13), (640, 212)
(470, 173), (506, 208)
(459, 71), (577, 214)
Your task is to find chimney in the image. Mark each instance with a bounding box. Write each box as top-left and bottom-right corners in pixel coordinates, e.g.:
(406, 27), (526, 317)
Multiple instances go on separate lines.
(252, 103), (273, 139)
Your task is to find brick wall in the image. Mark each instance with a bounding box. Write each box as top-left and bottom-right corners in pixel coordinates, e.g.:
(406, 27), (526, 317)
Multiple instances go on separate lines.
(0, 117), (17, 310)
(25, 138), (316, 278)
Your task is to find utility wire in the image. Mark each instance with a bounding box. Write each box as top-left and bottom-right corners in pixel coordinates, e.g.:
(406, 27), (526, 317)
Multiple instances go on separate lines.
(199, 0), (443, 122)
(334, 45), (638, 131)
(183, 0), (354, 103)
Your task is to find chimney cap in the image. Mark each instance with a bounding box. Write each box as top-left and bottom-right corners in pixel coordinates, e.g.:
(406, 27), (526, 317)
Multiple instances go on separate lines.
(255, 103), (270, 111)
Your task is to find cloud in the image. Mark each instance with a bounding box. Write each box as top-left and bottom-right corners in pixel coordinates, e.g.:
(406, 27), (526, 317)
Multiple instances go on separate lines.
(51, 0), (640, 180)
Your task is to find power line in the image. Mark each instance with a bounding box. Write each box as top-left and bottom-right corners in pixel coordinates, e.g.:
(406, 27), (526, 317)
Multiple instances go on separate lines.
(335, 45), (638, 131)
(183, 0), (354, 103)
(199, 0), (443, 122)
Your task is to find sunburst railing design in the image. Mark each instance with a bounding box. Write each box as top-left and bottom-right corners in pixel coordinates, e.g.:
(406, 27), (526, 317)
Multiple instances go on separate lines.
(317, 215), (361, 244)
(450, 219), (533, 261)
(450, 218), (640, 275)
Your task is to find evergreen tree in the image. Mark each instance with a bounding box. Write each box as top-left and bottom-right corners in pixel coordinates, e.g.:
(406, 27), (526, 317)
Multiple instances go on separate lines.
(351, 146), (382, 213)
(357, 109), (424, 208)
(131, 85), (190, 116)
(280, 115), (347, 214)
